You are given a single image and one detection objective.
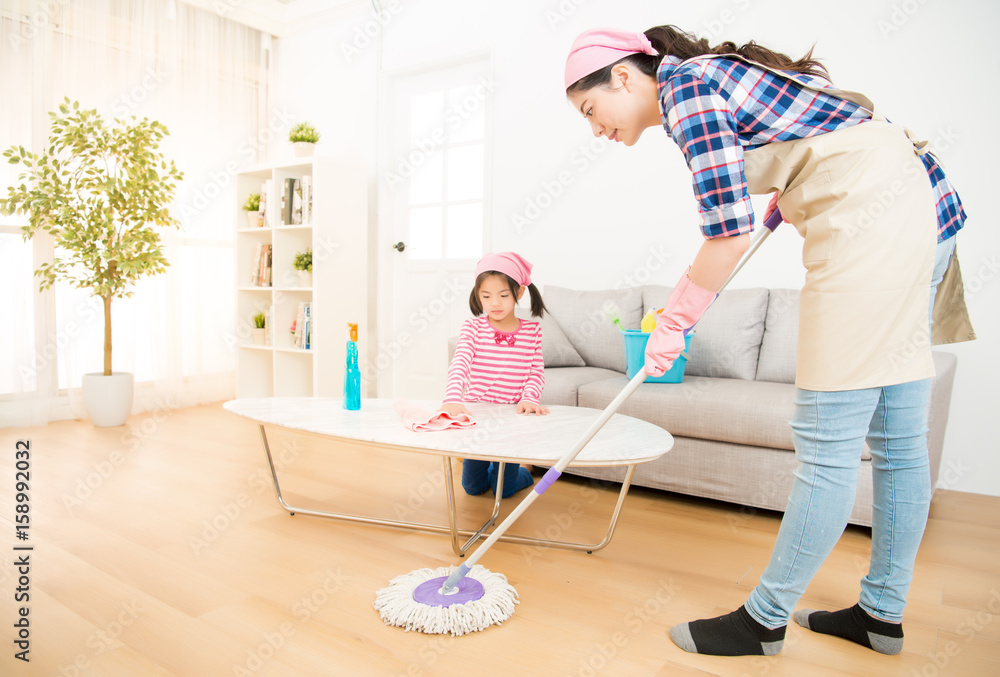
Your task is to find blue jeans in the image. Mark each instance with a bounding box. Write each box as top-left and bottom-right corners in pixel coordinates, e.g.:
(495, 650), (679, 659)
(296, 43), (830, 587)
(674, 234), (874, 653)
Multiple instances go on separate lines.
(461, 460), (533, 498)
(745, 237), (955, 627)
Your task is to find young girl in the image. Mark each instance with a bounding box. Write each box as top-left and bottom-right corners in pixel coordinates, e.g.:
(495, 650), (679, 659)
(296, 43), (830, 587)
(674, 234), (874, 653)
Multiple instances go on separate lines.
(441, 252), (548, 498)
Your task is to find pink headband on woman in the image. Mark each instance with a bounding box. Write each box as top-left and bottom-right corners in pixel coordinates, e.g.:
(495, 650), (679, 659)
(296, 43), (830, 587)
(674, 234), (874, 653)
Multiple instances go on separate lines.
(564, 28), (659, 90)
(475, 252), (532, 287)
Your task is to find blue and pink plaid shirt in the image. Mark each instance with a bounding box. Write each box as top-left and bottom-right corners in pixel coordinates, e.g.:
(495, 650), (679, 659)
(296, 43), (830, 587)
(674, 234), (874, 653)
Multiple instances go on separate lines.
(657, 55), (966, 242)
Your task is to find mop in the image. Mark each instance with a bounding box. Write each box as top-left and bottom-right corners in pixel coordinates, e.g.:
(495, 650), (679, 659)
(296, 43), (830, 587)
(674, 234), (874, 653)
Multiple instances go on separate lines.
(374, 208), (783, 636)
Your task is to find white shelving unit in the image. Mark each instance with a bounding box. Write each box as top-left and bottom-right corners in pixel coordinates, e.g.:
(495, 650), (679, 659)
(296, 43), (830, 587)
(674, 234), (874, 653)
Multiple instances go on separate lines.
(235, 157), (368, 399)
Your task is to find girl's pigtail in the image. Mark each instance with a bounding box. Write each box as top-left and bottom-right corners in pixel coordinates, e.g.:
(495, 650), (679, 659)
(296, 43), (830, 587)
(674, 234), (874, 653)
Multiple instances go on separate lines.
(469, 287), (483, 316)
(527, 283), (547, 318)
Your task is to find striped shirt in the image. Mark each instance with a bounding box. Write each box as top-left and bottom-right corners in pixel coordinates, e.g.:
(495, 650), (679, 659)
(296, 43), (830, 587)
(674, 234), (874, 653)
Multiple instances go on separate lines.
(444, 316), (545, 404)
(657, 55), (967, 242)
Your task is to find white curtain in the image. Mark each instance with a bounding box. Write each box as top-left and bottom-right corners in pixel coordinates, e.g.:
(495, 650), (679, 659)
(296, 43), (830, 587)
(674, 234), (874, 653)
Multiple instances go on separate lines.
(0, 0), (267, 425)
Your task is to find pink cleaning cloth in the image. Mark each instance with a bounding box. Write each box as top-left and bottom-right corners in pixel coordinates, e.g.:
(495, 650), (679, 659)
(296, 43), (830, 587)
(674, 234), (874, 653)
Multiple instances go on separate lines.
(393, 400), (476, 432)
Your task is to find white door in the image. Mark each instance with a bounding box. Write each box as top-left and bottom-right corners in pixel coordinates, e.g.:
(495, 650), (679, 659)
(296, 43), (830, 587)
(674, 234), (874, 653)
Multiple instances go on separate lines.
(377, 56), (493, 400)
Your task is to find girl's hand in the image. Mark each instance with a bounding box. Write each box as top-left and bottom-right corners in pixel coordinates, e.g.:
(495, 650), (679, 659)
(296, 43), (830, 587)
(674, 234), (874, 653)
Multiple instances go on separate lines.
(440, 402), (473, 419)
(517, 401), (549, 416)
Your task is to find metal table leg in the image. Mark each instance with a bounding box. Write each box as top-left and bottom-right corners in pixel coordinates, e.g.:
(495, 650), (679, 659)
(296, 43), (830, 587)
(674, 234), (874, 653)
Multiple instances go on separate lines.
(259, 425), (638, 554)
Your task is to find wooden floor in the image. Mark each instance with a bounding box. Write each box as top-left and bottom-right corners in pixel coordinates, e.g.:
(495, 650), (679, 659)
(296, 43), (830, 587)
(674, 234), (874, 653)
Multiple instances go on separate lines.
(1, 402), (998, 677)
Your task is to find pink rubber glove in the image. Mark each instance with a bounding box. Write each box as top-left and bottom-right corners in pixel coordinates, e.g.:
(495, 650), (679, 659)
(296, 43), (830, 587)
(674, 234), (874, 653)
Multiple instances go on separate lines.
(763, 192), (786, 225)
(644, 268), (716, 376)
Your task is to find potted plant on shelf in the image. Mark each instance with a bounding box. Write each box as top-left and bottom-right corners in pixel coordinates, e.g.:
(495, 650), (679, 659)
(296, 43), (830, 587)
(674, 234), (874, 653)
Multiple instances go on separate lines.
(293, 248), (312, 287)
(242, 192), (263, 228)
(0, 98), (183, 427)
(251, 311), (267, 345)
(289, 121), (320, 157)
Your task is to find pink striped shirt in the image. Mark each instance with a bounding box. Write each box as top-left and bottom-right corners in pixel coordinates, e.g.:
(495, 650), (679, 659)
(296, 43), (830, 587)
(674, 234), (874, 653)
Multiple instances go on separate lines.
(444, 316), (545, 404)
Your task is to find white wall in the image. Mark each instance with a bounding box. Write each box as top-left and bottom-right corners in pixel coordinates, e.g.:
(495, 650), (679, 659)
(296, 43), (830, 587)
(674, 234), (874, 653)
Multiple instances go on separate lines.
(273, 0), (999, 496)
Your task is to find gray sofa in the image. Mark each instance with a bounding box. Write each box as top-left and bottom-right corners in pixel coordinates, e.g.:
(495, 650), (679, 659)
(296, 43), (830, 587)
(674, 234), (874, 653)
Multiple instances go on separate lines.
(516, 285), (957, 527)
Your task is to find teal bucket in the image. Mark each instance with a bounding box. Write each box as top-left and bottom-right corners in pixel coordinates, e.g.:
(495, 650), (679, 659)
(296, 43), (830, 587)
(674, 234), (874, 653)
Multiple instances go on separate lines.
(621, 330), (693, 383)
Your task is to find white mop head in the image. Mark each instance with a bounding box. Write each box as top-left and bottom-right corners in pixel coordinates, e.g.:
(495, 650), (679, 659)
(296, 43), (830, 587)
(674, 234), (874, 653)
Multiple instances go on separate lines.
(373, 565), (519, 636)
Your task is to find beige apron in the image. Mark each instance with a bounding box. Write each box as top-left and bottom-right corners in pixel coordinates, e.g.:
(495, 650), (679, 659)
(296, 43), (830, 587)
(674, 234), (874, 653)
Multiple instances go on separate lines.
(931, 245), (977, 345)
(679, 55), (970, 390)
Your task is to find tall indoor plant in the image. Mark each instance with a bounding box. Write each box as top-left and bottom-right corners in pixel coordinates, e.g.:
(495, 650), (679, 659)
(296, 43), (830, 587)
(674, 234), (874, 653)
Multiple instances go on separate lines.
(0, 98), (183, 426)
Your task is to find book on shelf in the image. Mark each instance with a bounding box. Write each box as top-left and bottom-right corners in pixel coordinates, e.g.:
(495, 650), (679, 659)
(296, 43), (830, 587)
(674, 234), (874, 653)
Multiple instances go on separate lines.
(260, 179), (271, 228)
(301, 174), (312, 225)
(250, 242), (261, 286)
(279, 179), (285, 227)
(292, 178), (303, 225)
(280, 177), (296, 226)
(252, 243), (272, 287)
(303, 303), (312, 350)
(292, 301), (313, 349)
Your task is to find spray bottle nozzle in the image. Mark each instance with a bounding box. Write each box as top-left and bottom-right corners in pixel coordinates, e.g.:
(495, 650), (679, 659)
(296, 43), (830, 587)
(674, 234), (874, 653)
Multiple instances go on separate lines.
(348, 323), (358, 342)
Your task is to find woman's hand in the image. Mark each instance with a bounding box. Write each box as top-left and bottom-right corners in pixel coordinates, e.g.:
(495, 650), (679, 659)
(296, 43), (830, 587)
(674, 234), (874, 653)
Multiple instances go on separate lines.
(644, 267), (717, 376)
(440, 402), (473, 419)
(644, 324), (686, 376)
(763, 191), (786, 225)
(517, 401), (549, 415)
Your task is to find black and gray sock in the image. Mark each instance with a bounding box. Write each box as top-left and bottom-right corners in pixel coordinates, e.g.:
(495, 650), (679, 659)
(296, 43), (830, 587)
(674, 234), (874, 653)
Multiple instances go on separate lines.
(794, 603), (904, 655)
(670, 605), (786, 656)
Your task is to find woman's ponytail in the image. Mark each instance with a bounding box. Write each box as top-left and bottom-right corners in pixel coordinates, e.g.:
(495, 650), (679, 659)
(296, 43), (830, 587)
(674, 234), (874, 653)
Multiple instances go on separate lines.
(644, 24), (829, 79)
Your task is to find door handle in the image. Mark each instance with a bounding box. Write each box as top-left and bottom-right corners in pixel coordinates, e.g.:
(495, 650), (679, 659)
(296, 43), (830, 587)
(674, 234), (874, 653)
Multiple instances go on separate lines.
(392, 241), (406, 253)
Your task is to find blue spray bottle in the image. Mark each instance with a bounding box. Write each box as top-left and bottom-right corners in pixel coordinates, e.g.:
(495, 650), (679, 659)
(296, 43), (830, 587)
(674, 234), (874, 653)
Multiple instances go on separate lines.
(344, 323), (361, 410)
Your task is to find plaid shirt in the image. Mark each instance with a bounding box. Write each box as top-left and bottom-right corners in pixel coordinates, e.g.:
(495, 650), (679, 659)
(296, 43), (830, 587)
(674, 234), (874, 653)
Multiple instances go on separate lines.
(657, 55), (966, 241)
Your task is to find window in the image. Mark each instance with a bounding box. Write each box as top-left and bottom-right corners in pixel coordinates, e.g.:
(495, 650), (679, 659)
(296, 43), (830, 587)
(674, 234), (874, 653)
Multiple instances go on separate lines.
(0, 2), (264, 420)
(387, 58), (492, 262)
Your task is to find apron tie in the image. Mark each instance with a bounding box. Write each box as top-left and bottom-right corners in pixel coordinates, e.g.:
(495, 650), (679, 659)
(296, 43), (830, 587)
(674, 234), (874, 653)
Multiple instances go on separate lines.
(903, 127), (931, 156)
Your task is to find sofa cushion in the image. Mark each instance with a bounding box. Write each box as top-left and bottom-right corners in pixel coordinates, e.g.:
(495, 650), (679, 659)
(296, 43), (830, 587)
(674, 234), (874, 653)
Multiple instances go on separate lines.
(643, 285), (768, 381)
(539, 366), (622, 407)
(578, 375), (797, 450)
(543, 286), (643, 373)
(756, 289), (800, 384)
(515, 308), (586, 368)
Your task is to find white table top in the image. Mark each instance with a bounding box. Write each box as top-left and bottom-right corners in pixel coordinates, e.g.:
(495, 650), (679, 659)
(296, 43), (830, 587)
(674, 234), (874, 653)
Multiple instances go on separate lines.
(223, 398), (673, 467)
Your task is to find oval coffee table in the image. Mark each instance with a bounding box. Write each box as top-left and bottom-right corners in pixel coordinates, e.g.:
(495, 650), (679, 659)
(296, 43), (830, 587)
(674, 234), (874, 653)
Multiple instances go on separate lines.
(223, 397), (673, 556)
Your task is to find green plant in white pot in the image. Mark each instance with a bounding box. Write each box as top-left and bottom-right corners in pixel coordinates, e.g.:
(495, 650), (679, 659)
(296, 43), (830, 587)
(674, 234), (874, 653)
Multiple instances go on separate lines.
(242, 192), (263, 228)
(251, 311), (267, 345)
(293, 248), (312, 287)
(289, 121), (320, 157)
(0, 98), (183, 427)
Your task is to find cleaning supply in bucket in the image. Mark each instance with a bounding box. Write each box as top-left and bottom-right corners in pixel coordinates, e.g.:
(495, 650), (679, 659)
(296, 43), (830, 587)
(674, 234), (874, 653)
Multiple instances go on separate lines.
(640, 308), (659, 333)
(621, 329), (692, 383)
(344, 323), (360, 410)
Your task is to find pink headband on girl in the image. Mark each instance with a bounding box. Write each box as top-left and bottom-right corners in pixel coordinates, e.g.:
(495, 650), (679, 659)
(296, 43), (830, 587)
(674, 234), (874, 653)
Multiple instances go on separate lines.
(475, 252), (532, 287)
(564, 28), (658, 89)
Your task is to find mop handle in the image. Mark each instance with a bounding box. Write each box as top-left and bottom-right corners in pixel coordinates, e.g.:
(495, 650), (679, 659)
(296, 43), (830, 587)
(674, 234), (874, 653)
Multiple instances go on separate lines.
(674, 213), (778, 359)
(441, 210), (781, 593)
(721, 212), (779, 289)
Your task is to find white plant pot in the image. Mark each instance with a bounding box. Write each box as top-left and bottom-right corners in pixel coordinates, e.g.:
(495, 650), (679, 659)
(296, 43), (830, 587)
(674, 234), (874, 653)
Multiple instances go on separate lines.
(293, 141), (316, 157)
(251, 328), (266, 345)
(82, 372), (134, 427)
(296, 270), (312, 288)
(245, 211), (263, 228)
